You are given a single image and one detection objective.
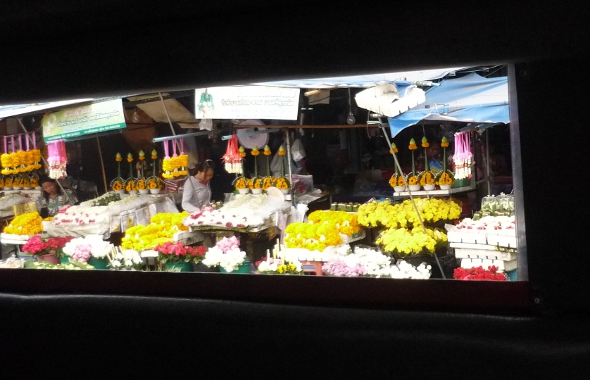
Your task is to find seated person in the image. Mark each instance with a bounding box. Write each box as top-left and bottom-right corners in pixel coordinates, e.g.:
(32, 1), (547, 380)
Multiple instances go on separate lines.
(39, 176), (78, 216)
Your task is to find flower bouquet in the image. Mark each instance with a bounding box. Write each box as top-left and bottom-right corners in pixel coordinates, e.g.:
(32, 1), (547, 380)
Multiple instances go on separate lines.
(106, 247), (144, 271)
(273, 145), (291, 194)
(22, 234), (75, 264)
(135, 150), (149, 194)
(418, 136), (436, 190)
(155, 241), (207, 268)
(147, 149), (163, 194)
(435, 136), (454, 189)
(406, 138), (420, 191)
(375, 226), (443, 257)
(124, 153), (138, 194)
(453, 265), (507, 281)
(110, 153), (125, 193)
(261, 145), (274, 191)
(388, 142), (406, 192)
(256, 257), (303, 275)
(232, 146), (249, 194)
(201, 236), (249, 273)
(248, 146), (263, 194)
(62, 235), (114, 269)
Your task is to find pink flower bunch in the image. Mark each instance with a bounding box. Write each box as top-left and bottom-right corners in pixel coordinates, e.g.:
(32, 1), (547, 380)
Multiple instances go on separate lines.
(154, 242), (207, 263)
(215, 236), (240, 253)
(22, 235), (46, 255)
(322, 260), (367, 277)
(72, 242), (93, 262)
(22, 235), (75, 257)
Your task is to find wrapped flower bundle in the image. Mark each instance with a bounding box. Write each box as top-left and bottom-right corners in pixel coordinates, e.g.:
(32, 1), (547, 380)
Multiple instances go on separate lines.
(154, 241), (207, 264)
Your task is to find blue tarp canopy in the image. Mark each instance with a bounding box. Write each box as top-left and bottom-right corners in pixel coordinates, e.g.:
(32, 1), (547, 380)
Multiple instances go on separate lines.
(387, 73), (509, 137)
(252, 68), (465, 88)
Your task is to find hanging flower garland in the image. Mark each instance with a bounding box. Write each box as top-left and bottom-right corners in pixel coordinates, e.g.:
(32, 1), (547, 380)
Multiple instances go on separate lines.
(47, 140), (68, 179)
(2, 134), (42, 175)
(162, 138), (188, 179)
(453, 131), (472, 182)
(222, 134), (243, 174)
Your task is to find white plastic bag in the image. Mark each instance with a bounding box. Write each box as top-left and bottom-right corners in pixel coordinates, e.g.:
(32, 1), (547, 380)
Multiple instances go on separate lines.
(291, 139), (306, 162)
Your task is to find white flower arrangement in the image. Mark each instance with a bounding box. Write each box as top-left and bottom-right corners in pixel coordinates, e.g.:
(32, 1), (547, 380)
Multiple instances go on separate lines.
(62, 234), (114, 262)
(107, 248), (143, 270)
(201, 246), (247, 273)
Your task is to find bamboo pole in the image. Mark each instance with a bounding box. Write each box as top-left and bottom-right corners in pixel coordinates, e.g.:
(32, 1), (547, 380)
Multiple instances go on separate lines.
(96, 137), (108, 193)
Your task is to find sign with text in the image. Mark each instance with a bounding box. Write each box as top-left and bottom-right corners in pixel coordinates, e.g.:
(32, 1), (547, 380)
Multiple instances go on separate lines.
(194, 86), (300, 120)
(42, 99), (126, 142)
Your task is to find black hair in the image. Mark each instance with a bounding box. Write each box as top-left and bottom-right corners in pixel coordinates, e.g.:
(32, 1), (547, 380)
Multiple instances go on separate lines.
(39, 175), (64, 202)
(194, 159), (215, 174)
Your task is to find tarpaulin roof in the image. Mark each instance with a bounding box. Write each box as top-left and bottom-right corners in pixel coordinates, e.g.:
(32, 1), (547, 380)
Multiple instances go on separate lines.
(252, 67), (465, 88)
(387, 73), (509, 136)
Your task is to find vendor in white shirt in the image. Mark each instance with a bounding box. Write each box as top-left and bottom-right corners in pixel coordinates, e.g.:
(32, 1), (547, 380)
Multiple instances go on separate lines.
(182, 159), (215, 213)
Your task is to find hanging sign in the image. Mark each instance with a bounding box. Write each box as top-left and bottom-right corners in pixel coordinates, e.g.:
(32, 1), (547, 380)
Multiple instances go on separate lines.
(42, 99), (126, 142)
(194, 86), (300, 120)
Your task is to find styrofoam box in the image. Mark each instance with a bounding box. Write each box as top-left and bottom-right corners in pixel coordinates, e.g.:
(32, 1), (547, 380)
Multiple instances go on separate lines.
(451, 243), (517, 261)
(486, 235), (517, 248)
(447, 231), (488, 245)
(460, 258), (517, 272)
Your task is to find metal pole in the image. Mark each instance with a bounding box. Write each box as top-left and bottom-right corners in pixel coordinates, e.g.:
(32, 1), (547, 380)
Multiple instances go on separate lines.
(379, 122), (446, 279)
(284, 128), (294, 206)
(96, 137), (108, 193)
(486, 129), (491, 195)
(158, 92), (181, 152)
(17, 118), (74, 205)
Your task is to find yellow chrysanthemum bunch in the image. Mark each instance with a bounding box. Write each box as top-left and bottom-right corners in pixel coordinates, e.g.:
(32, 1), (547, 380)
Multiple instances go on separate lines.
(307, 210), (361, 236)
(376, 227), (441, 256)
(120, 212), (189, 251)
(357, 198), (461, 229)
(284, 221), (342, 252)
(4, 211), (43, 235)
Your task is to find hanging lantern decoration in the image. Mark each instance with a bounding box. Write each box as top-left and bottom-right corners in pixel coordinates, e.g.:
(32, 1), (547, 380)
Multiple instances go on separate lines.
(436, 136), (455, 190)
(222, 134), (243, 174)
(162, 138), (188, 179)
(388, 142), (406, 192)
(47, 140), (68, 179)
(419, 136), (436, 190)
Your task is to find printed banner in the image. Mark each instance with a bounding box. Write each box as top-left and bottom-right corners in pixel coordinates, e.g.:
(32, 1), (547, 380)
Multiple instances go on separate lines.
(42, 99), (126, 142)
(194, 86), (300, 120)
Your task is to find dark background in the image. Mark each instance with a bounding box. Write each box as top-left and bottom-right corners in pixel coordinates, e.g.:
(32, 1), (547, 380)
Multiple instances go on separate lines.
(2, 1), (590, 378)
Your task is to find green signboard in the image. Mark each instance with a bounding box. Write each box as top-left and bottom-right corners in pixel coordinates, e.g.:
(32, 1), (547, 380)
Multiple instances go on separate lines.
(42, 99), (126, 142)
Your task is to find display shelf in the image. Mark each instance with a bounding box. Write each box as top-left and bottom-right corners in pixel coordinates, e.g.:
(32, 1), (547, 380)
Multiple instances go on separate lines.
(451, 242), (517, 261)
(393, 185), (476, 197)
(340, 230), (366, 244)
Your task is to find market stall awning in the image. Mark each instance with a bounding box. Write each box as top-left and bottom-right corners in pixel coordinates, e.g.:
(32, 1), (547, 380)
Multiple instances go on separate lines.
(0, 98), (94, 120)
(387, 73), (509, 137)
(251, 67), (465, 88)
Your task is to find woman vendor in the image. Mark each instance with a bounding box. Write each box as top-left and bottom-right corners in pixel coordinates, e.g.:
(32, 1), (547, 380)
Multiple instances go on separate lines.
(39, 176), (78, 216)
(182, 159), (215, 212)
